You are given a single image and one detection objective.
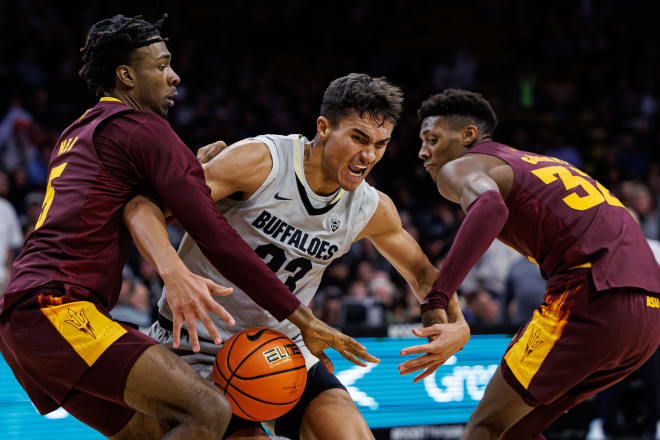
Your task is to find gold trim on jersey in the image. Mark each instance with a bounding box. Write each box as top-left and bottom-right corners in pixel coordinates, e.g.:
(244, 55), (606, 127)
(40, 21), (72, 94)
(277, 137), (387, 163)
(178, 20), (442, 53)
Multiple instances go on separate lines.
(526, 255), (591, 271)
(100, 97), (124, 103)
(568, 262), (592, 270)
(503, 287), (573, 389)
(41, 301), (127, 367)
(292, 135), (345, 204)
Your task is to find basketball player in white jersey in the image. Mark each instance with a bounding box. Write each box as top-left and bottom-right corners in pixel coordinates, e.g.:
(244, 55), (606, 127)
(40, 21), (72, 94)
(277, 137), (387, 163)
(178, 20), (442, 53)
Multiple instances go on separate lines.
(123, 73), (470, 439)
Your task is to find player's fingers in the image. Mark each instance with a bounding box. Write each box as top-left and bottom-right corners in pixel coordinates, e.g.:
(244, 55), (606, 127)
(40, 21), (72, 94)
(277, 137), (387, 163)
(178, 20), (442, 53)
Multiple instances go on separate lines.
(400, 361), (433, 376)
(413, 364), (441, 383)
(197, 145), (210, 162)
(185, 311), (200, 353)
(198, 141), (227, 164)
(206, 279), (233, 297)
(315, 351), (334, 374)
(197, 310), (223, 345)
(398, 354), (434, 374)
(411, 326), (443, 338)
(172, 311), (183, 349)
(206, 299), (235, 327)
(343, 335), (368, 352)
(339, 350), (367, 368)
(399, 342), (432, 356)
(346, 344), (380, 364)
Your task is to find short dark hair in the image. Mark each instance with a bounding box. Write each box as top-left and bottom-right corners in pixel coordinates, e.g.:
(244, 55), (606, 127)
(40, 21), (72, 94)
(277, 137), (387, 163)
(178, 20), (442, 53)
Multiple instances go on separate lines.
(417, 89), (498, 138)
(79, 14), (168, 97)
(320, 73), (403, 127)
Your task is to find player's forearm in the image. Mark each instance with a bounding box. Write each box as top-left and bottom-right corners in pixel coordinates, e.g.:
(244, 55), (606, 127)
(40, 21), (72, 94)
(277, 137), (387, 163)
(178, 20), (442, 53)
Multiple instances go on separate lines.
(286, 304), (314, 331)
(422, 190), (508, 312)
(123, 196), (186, 278)
(411, 264), (440, 303)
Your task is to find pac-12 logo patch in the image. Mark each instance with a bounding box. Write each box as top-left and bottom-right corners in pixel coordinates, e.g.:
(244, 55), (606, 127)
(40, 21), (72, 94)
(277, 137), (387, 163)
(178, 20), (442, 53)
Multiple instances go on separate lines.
(327, 214), (341, 232)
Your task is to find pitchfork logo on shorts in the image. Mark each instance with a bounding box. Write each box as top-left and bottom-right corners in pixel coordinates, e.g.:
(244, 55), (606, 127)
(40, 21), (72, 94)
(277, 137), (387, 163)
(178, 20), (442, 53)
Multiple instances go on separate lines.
(521, 328), (542, 363)
(327, 214), (341, 232)
(64, 307), (96, 339)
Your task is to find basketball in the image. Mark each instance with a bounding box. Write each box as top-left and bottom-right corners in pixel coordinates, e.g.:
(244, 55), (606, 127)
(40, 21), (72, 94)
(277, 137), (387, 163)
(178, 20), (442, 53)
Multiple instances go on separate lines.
(212, 327), (307, 421)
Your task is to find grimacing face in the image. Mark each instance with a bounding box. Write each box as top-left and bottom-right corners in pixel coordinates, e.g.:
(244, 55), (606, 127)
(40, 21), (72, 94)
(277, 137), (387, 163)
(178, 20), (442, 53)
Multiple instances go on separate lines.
(418, 116), (465, 181)
(129, 41), (180, 117)
(320, 111), (394, 192)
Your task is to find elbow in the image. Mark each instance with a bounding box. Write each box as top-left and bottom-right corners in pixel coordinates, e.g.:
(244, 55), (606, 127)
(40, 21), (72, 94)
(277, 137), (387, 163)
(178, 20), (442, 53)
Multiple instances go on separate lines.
(122, 198), (143, 225)
(491, 193), (509, 226)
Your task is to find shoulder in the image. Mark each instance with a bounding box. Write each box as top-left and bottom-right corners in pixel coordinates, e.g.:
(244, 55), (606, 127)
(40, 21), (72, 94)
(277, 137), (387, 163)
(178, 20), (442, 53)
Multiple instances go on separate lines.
(436, 157), (479, 202)
(207, 139), (272, 169)
(202, 139), (275, 199)
(438, 153), (511, 203)
(102, 110), (176, 138)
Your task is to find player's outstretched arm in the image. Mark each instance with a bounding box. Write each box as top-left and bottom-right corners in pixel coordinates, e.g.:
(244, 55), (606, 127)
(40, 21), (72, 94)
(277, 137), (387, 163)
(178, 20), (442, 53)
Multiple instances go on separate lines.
(123, 196), (235, 352)
(357, 191), (469, 380)
(396, 159), (510, 382)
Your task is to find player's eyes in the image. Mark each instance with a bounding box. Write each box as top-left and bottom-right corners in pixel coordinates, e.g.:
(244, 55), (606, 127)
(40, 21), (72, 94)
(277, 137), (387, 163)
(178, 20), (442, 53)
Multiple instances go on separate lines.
(352, 135), (367, 144)
(158, 65), (167, 71)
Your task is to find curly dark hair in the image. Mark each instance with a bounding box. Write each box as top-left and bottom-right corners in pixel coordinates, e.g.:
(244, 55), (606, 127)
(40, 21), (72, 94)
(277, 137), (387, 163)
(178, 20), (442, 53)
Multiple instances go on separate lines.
(320, 73), (404, 127)
(417, 89), (498, 138)
(79, 14), (168, 97)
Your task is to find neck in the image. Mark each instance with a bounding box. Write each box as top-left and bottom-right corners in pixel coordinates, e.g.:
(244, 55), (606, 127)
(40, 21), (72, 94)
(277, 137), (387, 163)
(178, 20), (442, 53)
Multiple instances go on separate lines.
(468, 136), (492, 149)
(304, 139), (340, 196)
(106, 90), (147, 112)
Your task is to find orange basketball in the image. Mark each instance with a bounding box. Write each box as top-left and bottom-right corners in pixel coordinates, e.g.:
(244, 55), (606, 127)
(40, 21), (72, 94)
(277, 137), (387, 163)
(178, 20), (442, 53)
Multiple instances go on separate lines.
(212, 327), (307, 421)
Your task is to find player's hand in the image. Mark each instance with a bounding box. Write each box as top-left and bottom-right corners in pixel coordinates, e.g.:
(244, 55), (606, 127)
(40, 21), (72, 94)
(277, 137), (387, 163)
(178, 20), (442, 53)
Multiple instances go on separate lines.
(398, 317), (470, 383)
(197, 140), (228, 164)
(162, 265), (235, 353)
(288, 306), (379, 373)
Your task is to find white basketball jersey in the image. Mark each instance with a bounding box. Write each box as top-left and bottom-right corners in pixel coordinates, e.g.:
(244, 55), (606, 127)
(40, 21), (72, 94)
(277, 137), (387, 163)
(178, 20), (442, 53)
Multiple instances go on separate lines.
(158, 134), (379, 342)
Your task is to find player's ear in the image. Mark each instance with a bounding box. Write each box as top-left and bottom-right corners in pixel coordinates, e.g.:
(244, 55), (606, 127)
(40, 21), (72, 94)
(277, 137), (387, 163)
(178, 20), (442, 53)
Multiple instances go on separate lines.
(317, 116), (331, 141)
(115, 65), (136, 88)
(462, 125), (478, 146)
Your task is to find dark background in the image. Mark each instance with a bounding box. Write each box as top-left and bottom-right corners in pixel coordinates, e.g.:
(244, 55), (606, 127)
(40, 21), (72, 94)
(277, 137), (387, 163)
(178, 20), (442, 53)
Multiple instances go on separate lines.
(1, 1), (659, 438)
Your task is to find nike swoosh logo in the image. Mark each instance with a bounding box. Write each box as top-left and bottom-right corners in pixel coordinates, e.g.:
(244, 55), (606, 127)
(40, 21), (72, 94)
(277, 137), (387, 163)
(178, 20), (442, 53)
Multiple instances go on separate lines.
(274, 192), (292, 201)
(246, 328), (268, 341)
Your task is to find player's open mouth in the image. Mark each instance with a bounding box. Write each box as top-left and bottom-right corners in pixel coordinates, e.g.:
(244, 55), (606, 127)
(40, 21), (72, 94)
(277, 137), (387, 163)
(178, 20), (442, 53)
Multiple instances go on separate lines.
(165, 91), (177, 107)
(348, 164), (367, 177)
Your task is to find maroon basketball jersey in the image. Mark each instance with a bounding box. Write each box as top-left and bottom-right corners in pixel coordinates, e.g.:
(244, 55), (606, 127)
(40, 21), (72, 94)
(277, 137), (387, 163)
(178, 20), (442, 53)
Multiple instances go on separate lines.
(3, 98), (301, 320)
(2, 99), (134, 311)
(469, 141), (660, 293)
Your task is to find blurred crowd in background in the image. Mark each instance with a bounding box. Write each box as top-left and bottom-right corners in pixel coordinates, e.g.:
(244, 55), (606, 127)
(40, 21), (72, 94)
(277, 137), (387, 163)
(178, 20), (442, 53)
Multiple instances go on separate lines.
(1, 1), (660, 435)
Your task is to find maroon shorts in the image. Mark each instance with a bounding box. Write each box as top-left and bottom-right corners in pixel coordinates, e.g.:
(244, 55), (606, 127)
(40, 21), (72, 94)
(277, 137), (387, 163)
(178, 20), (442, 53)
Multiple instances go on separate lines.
(500, 271), (660, 439)
(0, 290), (157, 436)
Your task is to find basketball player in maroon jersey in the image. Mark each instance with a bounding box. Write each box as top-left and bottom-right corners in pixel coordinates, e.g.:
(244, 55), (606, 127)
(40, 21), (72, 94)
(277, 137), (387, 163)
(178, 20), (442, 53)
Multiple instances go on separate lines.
(398, 89), (660, 439)
(0, 14), (375, 439)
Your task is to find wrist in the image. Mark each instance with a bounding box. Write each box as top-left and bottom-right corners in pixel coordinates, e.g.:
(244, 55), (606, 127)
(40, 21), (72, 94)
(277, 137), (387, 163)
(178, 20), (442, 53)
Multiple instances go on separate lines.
(287, 305), (315, 331)
(422, 308), (448, 327)
(159, 256), (189, 283)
